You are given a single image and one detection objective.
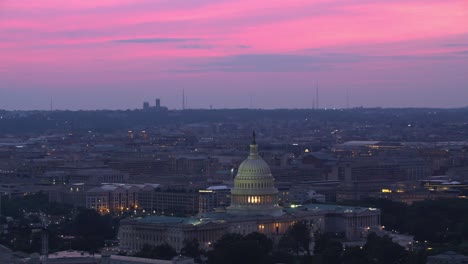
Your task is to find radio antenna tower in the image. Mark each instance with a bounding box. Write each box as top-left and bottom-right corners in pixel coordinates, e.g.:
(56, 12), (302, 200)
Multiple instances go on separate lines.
(346, 88), (350, 109)
(316, 82), (319, 109)
(182, 89), (185, 110)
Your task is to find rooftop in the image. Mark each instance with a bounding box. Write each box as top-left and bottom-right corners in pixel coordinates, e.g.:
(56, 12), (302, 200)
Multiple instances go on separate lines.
(132, 203), (379, 225)
(207, 185), (230, 190)
(136, 215), (202, 225)
(288, 204), (379, 214)
(339, 141), (381, 147)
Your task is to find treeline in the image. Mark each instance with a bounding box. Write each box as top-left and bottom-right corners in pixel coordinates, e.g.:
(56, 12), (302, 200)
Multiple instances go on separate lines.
(0, 192), (72, 218)
(344, 198), (468, 252)
(0, 193), (119, 253)
(135, 222), (424, 264)
(2, 108), (468, 133)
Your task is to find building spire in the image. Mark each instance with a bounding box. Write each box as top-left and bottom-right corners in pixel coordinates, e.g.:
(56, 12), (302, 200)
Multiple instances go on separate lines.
(249, 131), (258, 159)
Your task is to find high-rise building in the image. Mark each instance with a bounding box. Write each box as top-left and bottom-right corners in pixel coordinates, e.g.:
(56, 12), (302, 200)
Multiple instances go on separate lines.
(155, 98), (161, 108)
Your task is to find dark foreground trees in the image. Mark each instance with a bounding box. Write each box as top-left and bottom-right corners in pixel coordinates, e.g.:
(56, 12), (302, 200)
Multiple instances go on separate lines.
(181, 239), (203, 263)
(207, 232), (273, 264)
(313, 232), (343, 264)
(135, 243), (177, 260)
(206, 230), (417, 264)
(363, 233), (408, 264)
(278, 221), (312, 256)
(344, 198), (468, 247)
(70, 209), (118, 251)
(314, 232), (418, 264)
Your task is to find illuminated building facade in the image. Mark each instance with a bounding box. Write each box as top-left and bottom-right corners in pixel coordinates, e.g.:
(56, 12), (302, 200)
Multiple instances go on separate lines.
(86, 183), (159, 213)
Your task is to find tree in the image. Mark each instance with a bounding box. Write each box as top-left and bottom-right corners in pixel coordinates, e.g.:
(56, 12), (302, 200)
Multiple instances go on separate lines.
(364, 233), (407, 264)
(208, 233), (272, 264)
(279, 221), (312, 256)
(320, 239), (343, 264)
(10, 218), (33, 252)
(70, 209), (117, 251)
(313, 232), (343, 264)
(181, 239), (202, 263)
(244, 232), (273, 255)
(406, 249), (427, 264)
(342, 246), (369, 264)
(154, 243), (178, 260)
(313, 231), (327, 255)
(212, 233), (244, 250)
(134, 243), (177, 260)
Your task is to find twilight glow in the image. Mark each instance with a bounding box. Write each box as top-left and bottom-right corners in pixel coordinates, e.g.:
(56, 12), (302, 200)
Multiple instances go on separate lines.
(1, 0), (468, 110)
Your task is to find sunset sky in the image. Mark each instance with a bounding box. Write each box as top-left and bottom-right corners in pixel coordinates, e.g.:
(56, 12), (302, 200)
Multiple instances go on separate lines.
(1, 0), (467, 110)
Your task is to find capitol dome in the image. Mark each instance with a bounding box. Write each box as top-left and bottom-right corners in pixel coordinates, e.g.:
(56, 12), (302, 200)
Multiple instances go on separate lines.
(237, 153), (271, 177)
(227, 133), (283, 216)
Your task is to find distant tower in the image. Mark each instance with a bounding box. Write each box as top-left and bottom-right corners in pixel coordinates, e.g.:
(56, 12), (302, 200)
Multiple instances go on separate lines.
(316, 83), (319, 109)
(182, 89), (185, 110)
(143, 101), (149, 110)
(155, 98), (161, 108)
(346, 88), (350, 109)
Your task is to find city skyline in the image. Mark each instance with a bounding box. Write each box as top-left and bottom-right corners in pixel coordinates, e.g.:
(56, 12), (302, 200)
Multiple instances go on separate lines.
(1, 0), (468, 110)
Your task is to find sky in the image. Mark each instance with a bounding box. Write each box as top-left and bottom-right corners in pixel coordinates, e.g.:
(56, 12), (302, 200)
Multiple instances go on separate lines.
(1, 0), (468, 110)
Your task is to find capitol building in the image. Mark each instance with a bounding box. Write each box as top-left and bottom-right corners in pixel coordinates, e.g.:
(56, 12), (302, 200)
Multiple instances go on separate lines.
(119, 136), (381, 252)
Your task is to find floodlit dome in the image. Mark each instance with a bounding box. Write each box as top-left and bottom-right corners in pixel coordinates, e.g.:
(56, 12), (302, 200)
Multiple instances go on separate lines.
(237, 153), (272, 177)
(227, 133), (283, 216)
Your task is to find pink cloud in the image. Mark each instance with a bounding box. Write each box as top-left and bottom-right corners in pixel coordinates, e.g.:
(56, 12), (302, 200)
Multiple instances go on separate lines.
(2, 0), (467, 54)
(233, 1), (468, 52)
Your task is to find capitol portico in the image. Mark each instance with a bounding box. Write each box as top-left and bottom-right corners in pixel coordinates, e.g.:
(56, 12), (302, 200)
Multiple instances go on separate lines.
(118, 135), (381, 252)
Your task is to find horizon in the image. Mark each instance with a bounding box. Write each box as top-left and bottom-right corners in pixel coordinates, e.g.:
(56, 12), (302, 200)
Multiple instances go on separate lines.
(2, 105), (468, 112)
(1, 0), (468, 110)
